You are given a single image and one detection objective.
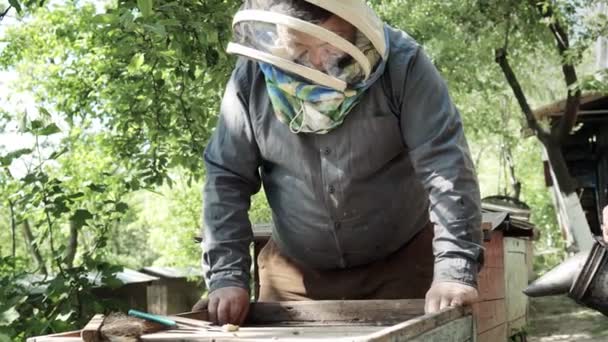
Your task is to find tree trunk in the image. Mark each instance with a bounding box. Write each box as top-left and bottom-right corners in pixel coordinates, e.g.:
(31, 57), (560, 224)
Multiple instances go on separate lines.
(21, 220), (47, 275)
(64, 220), (78, 268)
(504, 149), (522, 200)
(544, 136), (577, 195)
(495, 48), (578, 195)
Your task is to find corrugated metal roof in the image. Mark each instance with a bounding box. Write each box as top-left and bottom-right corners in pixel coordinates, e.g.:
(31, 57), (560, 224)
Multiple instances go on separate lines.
(116, 268), (160, 284)
(17, 268), (160, 294)
(140, 266), (203, 279)
(533, 94), (608, 120)
(87, 268), (159, 287)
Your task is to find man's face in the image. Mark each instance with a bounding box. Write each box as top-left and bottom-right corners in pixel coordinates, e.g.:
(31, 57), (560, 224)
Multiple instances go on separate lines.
(281, 15), (356, 73)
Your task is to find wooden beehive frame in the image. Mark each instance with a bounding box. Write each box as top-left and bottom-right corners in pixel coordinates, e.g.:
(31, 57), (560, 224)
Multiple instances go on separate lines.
(27, 299), (474, 342)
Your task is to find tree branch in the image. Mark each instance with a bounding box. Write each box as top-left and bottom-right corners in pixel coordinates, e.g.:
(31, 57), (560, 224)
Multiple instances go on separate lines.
(22, 220), (47, 275)
(536, 2), (581, 141)
(495, 48), (551, 143)
(504, 148), (521, 200)
(9, 200), (16, 264)
(0, 6), (11, 22)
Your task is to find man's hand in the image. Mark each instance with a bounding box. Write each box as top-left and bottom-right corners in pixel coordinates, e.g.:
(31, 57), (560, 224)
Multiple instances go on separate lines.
(602, 206), (608, 244)
(208, 287), (250, 326)
(424, 281), (479, 314)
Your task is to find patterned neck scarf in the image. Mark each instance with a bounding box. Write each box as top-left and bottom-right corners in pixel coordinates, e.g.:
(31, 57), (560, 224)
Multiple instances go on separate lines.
(259, 32), (386, 134)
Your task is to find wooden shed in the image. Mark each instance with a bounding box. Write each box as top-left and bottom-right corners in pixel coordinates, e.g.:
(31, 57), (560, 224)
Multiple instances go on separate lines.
(534, 94), (608, 251)
(90, 268), (160, 312)
(140, 266), (205, 315)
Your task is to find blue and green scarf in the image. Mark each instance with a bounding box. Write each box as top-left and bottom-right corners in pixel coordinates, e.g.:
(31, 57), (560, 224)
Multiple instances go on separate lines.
(259, 31), (388, 134)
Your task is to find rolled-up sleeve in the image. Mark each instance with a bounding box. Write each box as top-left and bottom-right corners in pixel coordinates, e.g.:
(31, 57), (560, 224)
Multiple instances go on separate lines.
(202, 63), (262, 293)
(399, 48), (484, 287)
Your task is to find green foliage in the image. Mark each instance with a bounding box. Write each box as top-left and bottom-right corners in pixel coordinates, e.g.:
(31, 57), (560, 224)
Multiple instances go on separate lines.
(0, 0), (606, 339)
(0, 256), (125, 340)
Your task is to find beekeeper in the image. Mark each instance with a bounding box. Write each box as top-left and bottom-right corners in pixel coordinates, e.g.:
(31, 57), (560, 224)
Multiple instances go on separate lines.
(198, 0), (484, 325)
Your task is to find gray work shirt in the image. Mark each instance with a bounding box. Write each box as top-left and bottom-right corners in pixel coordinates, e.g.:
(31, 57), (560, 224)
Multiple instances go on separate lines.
(202, 26), (484, 293)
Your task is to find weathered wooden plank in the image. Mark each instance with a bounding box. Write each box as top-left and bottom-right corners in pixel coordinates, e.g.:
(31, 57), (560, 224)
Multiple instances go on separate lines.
(507, 316), (527, 337)
(252, 223), (272, 242)
(26, 338), (82, 342)
(504, 237), (529, 327)
(472, 299), (506, 335)
(409, 316), (474, 342)
(476, 323), (507, 342)
(483, 232), (504, 268)
(141, 325), (383, 341)
(26, 330), (82, 342)
(363, 307), (469, 342)
(177, 310), (210, 321)
(169, 316), (213, 328)
(81, 314), (104, 342)
(31, 301), (474, 342)
(477, 266), (505, 301)
(246, 299), (425, 325)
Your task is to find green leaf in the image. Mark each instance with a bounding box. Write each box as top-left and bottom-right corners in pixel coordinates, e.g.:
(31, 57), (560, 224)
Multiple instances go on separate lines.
(115, 202), (128, 213)
(86, 183), (107, 193)
(206, 30), (218, 44)
(68, 192), (85, 199)
(37, 123), (61, 136)
(48, 147), (68, 160)
(71, 209), (93, 228)
(137, 0), (154, 17)
(128, 53), (145, 73)
(38, 107), (51, 117)
(0, 148), (32, 167)
(0, 307), (19, 326)
(158, 19), (180, 27)
(93, 13), (118, 24)
(143, 24), (166, 37)
(8, 0), (21, 14)
(103, 276), (124, 289)
(30, 119), (44, 130)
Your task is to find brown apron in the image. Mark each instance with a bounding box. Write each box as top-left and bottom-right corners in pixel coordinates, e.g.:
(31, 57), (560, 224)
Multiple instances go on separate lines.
(258, 222), (434, 301)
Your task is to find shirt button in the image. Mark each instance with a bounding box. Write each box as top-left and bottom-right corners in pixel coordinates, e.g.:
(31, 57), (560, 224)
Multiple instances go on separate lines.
(328, 185), (336, 194)
(323, 147), (331, 156)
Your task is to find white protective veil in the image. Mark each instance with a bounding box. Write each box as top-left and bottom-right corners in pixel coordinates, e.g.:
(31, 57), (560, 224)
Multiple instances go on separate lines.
(227, 0), (388, 92)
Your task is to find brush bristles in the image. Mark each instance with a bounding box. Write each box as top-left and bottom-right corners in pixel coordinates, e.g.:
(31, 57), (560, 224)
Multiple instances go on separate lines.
(100, 313), (166, 341)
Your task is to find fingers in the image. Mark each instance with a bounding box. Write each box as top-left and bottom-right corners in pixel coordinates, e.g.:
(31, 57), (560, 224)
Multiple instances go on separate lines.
(229, 299), (242, 324)
(450, 297), (464, 308)
(208, 296), (219, 324)
(424, 293), (440, 314)
(439, 296), (451, 310)
(237, 302), (250, 325)
(425, 282), (479, 314)
(217, 298), (231, 325)
(191, 298), (209, 312)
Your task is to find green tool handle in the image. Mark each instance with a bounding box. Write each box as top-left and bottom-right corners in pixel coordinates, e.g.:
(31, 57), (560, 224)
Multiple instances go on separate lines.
(128, 309), (177, 328)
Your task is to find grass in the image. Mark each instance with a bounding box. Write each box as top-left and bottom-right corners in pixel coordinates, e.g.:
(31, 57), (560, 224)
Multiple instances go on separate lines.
(526, 295), (608, 341)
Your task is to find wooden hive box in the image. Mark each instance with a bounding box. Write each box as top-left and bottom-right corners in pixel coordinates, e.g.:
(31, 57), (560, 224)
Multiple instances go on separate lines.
(475, 228), (532, 341)
(27, 299), (475, 342)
